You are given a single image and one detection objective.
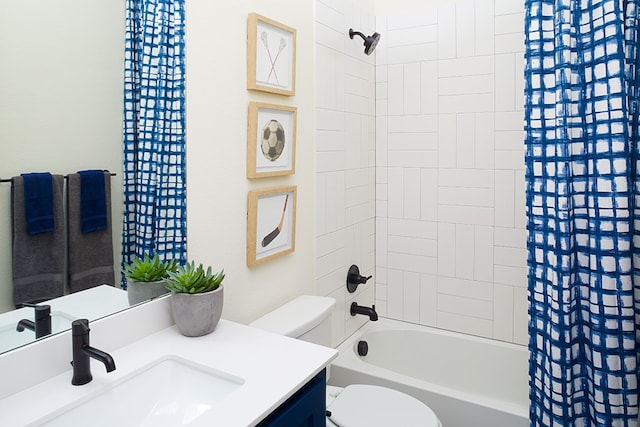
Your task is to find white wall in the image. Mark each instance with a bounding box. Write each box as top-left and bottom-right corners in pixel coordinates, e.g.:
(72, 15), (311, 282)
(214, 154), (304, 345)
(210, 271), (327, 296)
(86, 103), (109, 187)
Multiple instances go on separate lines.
(0, 0), (125, 313)
(186, 0), (317, 324)
(374, 0), (528, 344)
(374, 0), (454, 14)
(315, 0), (377, 346)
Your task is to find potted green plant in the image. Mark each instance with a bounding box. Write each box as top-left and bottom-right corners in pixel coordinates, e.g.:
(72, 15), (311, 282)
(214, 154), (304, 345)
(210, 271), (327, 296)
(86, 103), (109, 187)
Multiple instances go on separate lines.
(164, 261), (225, 337)
(123, 253), (179, 306)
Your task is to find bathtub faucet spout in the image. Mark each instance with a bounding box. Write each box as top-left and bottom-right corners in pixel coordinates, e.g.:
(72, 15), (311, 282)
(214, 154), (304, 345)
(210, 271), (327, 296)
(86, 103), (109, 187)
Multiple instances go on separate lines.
(350, 302), (378, 321)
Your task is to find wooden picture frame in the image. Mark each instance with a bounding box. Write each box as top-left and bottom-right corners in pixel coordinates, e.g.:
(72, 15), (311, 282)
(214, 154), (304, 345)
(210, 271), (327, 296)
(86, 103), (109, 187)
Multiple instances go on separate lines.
(247, 13), (296, 96)
(247, 186), (296, 267)
(247, 102), (297, 178)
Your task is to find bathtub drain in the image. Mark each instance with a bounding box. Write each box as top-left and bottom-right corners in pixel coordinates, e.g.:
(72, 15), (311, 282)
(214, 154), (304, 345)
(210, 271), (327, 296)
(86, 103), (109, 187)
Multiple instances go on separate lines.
(357, 340), (369, 357)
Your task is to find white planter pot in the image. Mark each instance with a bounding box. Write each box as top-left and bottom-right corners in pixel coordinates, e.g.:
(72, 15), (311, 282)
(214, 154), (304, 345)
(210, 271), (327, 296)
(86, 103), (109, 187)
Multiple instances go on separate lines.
(170, 285), (224, 337)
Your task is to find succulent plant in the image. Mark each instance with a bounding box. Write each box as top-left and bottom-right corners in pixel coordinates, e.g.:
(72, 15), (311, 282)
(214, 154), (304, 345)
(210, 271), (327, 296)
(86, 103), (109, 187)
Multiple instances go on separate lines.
(123, 253), (179, 283)
(164, 261), (225, 294)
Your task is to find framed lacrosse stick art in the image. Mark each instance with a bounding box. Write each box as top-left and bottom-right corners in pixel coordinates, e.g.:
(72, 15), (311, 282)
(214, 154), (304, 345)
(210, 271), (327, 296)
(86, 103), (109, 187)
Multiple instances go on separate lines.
(247, 13), (296, 96)
(247, 186), (297, 266)
(247, 102), (297, 178)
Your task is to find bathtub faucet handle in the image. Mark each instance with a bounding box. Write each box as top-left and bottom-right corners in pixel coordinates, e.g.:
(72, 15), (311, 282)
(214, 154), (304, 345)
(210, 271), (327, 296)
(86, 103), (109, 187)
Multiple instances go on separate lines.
(347, 265), (373, 293)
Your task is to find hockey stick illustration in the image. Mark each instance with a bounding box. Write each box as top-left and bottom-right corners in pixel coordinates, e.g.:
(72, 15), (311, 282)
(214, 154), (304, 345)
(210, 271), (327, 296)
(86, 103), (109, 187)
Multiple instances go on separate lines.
(261, 194), (289, 247)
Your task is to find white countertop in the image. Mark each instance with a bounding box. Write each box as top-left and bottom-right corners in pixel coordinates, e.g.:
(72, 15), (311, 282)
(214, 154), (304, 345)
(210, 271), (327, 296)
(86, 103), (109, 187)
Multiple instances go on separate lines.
(0, 306), (337, 426)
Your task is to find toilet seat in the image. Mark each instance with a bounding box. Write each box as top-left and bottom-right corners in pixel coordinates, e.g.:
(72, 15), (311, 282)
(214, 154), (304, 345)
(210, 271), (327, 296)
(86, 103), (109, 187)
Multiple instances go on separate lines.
(326, 384), (441, 427)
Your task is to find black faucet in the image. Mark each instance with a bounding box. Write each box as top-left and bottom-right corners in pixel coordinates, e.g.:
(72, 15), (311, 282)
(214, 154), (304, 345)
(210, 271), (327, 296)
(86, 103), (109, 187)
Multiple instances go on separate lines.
(346, 265), (372, 293)
(350, 302), (378, 321)
(71, 319), (116, 385)
(16, 304), (52, 339)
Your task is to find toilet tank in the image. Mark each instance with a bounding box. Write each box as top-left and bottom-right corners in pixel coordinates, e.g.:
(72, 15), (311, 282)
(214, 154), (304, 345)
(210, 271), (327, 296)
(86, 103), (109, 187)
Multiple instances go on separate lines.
(249, 296), (336, 347)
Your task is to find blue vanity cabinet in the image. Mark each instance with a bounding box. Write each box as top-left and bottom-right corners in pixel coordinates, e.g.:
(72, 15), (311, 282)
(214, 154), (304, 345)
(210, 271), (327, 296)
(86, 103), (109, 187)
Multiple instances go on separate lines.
(257, 369), (327, 427)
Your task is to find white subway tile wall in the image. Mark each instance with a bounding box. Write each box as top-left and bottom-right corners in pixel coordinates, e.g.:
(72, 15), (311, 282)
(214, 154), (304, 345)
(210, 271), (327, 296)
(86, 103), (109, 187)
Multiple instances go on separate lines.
(316, 0), (377, 347)
(374, 0), (526, 346)
(316, 0), (526, 346)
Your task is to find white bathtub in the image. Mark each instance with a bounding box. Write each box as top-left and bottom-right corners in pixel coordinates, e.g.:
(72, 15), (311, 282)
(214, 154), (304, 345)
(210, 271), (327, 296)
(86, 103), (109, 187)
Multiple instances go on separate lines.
(328, 318), (529, 427)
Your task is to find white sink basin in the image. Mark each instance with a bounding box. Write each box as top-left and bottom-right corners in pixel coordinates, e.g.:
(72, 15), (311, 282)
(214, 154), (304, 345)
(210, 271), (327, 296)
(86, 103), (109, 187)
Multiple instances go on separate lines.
(35, 356), (245, 426)
(0, 311), (76, 353)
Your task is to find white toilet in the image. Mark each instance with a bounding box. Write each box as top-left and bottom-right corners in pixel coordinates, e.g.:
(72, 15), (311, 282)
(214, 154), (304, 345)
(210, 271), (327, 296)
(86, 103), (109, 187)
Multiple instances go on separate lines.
(249, 295), (442, 427)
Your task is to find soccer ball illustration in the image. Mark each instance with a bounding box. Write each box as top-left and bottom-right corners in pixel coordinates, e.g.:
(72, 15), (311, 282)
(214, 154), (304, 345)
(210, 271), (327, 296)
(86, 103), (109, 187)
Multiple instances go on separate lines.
(261, 119), (285, 161)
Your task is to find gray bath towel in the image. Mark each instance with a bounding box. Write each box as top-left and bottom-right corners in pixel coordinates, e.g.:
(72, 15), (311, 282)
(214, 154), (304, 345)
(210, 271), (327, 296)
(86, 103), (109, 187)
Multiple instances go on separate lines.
(12, 175), (65, 306)
(67, 172), (115, 293)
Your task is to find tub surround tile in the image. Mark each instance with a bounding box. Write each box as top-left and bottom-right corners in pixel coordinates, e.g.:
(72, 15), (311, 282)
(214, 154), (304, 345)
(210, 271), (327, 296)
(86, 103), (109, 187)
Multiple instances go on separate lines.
(437, 222), (456, 277)
(495, 54), (516, 111)
(421, 61), (439, 114)
(439, 56), (495, 77)
(403, 63), (422, 114)
(475, 0), (495, 55)
(438, 205), (494, 226)
(455, 224), (475, 279)
(495, 149), (525, 170)
(474, 226), (494, 283)
(512, 287), (529, 345)
(388, 252), (437, 275)
(386, 269), (404, 319)
(420, 169), (438, 221)
(493, 283), (515, 341)
(456, 113), (476, 168)
(402, 168), (421, 219)
(514, 170), (527, 229)
(317, 0), (526, 346)
(438, 293), (493, 320)
(389, 218), (438, 239)
(316, 21), (346, 52)
(438, 276), (494, 301)
(419, 274), (438, 326)
(437, 4), (456, 59)
(475, 112), (495, 168)
(388, 150), (438, 168)
(316, 1), (345, 32)
(315, 0), (376, 345)
(494, 265), (527, 288)
(494, 170), (515, 227)
(455, 0), (476, 58)
(494, 246), (527, 270)
(403, 271), (421, 323)
(438, 311), (493, 338)
(388, 25), (437, 45)
(438, 186), (494, 208)
(438, 114), (458, 168)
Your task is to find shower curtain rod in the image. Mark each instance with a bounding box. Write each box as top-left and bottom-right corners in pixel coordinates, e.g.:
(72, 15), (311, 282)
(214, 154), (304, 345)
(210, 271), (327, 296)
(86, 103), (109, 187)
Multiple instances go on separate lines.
(0, 172), (117, 183)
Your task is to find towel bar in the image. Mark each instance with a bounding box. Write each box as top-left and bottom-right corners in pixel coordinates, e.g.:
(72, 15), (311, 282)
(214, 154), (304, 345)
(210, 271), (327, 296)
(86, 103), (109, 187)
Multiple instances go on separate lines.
(0, 172), (116, 183)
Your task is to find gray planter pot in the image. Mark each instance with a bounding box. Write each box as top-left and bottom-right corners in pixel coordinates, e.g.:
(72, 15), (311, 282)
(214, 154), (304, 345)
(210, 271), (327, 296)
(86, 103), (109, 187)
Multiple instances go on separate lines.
(170, 285), (224, 337)
(127, 279), (169, 306)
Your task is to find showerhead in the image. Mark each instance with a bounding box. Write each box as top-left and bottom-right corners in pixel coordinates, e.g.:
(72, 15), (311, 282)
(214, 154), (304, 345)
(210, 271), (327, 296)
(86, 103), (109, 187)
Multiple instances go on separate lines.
(349, 28), (381, 56)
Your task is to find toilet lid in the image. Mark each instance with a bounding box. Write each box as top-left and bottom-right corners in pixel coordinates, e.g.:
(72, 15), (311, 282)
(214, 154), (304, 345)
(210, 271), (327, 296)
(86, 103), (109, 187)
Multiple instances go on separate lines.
(326, 384), (441, 427)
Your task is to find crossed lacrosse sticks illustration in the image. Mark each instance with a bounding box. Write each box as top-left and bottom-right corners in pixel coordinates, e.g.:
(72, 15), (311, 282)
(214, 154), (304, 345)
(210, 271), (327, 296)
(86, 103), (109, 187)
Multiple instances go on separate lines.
(260, 31), (287, 85)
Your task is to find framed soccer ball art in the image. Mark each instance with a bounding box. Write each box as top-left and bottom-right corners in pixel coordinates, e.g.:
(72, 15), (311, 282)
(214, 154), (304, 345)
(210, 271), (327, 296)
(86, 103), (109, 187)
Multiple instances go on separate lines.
(247, 102), (297, 179)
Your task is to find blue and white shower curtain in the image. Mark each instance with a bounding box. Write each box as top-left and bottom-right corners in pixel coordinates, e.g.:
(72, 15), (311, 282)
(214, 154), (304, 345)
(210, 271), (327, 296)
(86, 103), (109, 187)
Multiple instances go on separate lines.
(525, 0), (640, 425)
(122, 0), (187, 282)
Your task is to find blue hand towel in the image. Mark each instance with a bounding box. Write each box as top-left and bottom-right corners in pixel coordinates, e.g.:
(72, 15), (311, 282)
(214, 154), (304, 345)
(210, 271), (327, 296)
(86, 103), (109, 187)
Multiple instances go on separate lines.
(78, 170), (107, 233)
(21, 172), (54, 235)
